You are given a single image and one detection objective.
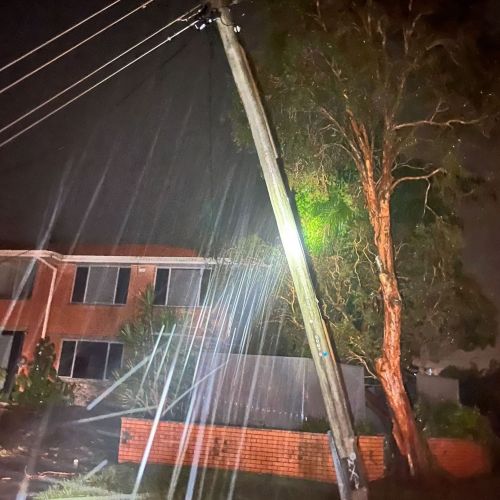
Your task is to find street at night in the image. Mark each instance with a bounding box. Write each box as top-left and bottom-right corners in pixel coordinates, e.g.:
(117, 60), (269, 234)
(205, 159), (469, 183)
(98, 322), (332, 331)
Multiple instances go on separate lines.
(0, 1), (499, 498)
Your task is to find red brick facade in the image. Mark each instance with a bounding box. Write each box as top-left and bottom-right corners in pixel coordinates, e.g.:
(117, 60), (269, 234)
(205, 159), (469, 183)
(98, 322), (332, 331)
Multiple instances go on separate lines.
(0, 246), (205, 364)
(119, 418), (491, 482)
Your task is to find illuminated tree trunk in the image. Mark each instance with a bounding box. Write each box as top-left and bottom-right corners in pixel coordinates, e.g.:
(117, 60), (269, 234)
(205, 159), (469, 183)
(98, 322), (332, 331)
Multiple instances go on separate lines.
(374, 197), (433, 477)
(348, 114), (434, 478)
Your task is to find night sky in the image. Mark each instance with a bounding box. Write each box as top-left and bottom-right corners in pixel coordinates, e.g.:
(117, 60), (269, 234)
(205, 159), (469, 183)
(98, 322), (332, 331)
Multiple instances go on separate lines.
(0, 0), (276, 255)
(0, 0), (499, 325)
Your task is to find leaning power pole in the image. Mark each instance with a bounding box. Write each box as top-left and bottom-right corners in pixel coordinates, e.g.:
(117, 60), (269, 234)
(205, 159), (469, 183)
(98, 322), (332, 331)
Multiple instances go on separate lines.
(209, 2), (368, 499)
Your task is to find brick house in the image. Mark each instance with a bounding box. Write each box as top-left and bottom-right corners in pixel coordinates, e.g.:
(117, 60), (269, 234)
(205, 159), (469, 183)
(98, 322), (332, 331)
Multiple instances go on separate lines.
(0, 245), (211, 394)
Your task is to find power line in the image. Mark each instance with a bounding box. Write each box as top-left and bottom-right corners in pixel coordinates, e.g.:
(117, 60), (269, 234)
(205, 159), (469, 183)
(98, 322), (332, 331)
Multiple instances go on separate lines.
(0, 0), (156, 96)
(0, 17), (201, 149)
(0, 0), (124, 73)
(0, 4), (202, 135)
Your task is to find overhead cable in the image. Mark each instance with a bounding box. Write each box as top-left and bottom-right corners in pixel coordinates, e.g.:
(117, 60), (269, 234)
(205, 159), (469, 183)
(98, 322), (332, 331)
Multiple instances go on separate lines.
(0, 0), (124, 73)
(0, 18), (201, 149)
(0, 0), (155, 96)
(0, 4), (202, 135)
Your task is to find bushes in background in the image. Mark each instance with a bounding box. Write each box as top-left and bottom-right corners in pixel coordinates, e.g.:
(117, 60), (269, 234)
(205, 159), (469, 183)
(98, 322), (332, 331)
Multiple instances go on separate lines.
(415, 400), (494, 444)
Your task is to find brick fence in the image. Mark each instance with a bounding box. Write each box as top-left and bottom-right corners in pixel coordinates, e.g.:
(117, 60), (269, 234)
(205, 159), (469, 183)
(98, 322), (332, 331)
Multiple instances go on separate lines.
(428, 437), (491, 478)
(119, 418), (490, 483)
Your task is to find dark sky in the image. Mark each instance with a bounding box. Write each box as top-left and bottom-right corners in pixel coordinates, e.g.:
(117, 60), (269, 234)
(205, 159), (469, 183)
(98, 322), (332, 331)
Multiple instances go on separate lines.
(0, 0), (499, 317)
(0, 0), (276, 256)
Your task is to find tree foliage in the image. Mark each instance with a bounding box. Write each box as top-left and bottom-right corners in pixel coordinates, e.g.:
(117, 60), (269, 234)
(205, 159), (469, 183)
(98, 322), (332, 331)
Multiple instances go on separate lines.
(415, 399), (495, 445)
(244, 0), (497, 375)
(233, 0), (498, 474)
(115, 288), (196, 417)
(13, 338), (72, 408)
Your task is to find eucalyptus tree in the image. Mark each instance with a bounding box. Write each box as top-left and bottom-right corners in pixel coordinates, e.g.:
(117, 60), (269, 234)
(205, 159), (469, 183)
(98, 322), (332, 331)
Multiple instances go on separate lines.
(241, 0), (497, 476)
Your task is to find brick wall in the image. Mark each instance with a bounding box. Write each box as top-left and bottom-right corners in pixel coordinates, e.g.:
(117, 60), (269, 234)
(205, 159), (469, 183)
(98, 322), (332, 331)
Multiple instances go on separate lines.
(48, 263), (156, 361)
(0, 262), (54, 356)
(428, 437), (491, 478)
(0, 258), (206, 362)
(119, 418), (385, 483)
(0, 261), (156, 359)
(119, 419), (491, 483)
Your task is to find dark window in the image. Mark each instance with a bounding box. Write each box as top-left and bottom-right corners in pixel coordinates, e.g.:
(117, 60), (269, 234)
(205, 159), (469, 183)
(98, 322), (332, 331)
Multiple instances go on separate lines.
(200, 269), (211, 305)
(71, 267), (88, 303)
(86, 267), (118, 304)
(71, 266), (130, 305)
(0, 259), (37, 300)
(72, 341), (107, 379)
(58, 340), (123, 380)
(168, 269), (200, 307)
(154, 268), (209, 307)
(115, 268), (130, 304)
(0, 331), (13, 369)
(1, 331), (24, 396)
(58, 341), (76, 376)
(105, 343), (124, 378)
(153, 268), (169, 305)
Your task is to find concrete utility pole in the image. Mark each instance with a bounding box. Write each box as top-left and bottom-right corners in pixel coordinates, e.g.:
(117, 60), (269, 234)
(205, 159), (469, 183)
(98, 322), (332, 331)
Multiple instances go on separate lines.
(211, 2), (368, 499)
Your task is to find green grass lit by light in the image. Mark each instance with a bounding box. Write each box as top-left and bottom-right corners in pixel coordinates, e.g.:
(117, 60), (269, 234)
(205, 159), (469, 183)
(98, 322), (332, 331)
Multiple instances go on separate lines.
(35, 480), (122, 498)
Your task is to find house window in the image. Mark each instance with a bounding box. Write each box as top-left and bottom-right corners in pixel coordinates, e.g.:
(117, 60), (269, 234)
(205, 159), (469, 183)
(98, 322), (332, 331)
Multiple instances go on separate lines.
(0, 259), (37, 300)
(71, 266), (130, 305)
(153, 268), (211, 307)
(58, 340), (123, 380)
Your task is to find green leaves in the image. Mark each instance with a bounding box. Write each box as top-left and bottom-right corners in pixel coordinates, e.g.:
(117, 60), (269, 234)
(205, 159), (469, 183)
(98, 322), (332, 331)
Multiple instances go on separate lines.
(249, 0), (497, 374)
(115, 288), (193, 414)
(12, 338), (73, 408)
(294, 180), (358, 254)
(415, 400), (495, 443)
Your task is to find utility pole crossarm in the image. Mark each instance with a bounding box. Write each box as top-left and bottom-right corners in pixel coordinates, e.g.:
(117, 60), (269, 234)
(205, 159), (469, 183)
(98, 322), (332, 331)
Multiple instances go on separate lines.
(211, 2), (368, 499)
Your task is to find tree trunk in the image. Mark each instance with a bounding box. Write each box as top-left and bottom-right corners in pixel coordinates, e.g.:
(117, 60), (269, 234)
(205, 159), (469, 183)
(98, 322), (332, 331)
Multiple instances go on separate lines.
(372, 195), (434, 478)
(346, 112), (435, 477)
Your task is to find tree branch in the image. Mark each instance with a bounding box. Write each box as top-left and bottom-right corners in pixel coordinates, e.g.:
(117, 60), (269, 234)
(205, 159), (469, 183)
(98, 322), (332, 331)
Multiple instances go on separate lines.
(313, 0), (328, 32)
(393, 116), (484, 131)
(391, 167), (443, 192)
(318, 106), (363, 164)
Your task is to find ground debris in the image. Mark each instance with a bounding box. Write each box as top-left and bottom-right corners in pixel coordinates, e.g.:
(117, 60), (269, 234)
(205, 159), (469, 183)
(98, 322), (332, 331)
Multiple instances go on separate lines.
(25, 468), (76, 483)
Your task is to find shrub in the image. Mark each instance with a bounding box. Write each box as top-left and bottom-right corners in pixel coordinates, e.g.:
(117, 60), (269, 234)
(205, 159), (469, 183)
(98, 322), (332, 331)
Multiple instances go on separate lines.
(354, 419), (378, 436)
(299, 417), (378, 435)
(299, 417), (330, 433)
(114, 288), (197, 418)
(12, 338), (72, 408)
(415, 400), (494, 444)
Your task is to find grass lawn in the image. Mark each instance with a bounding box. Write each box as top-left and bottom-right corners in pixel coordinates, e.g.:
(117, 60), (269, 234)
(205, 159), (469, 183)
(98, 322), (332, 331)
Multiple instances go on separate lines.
(37, 463), (500, 499)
